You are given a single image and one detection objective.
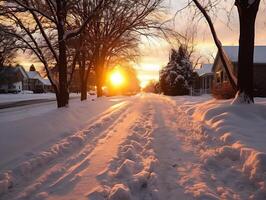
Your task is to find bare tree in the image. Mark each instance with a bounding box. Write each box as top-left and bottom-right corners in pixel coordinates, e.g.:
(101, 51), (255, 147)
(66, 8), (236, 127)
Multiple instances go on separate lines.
(65, 0), (139, 101)
(178, 26), (210, 69)
(83, 0), (175, 97)
(0, 25), (17, 66)
(187, 0), (261, 103)
(191, 0), (237, 91)
(0, 0), (106, 107)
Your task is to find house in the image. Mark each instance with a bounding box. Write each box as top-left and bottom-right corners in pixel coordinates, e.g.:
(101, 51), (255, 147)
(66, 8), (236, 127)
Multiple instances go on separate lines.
(195, 64), (213, 94)
(0, 64), (53, 93)
(27, 70), (52, 93)
(213, 46), (266, 97)
(0, 65), (29, 93)
(42, 79), (53, 92)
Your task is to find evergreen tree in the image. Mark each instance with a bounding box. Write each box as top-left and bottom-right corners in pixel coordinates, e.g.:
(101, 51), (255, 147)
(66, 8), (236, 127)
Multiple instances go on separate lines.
(29, 64), (36, 71)
(159, 46), (193, 96)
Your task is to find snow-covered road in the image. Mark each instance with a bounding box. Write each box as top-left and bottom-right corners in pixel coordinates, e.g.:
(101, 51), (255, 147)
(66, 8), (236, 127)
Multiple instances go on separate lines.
(1, 94), (266, 200)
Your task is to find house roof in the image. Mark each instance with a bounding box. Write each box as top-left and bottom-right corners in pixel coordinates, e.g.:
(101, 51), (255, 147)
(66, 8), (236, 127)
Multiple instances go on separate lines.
(27, 71), (51, 86)
(42, 79), (52, 86)
(223, 46), (266, 64)
(195, 64), (213, 77)
(27, 71), (40, 79)
(0, 65), (28, 84)
(17, 65), (29, 79)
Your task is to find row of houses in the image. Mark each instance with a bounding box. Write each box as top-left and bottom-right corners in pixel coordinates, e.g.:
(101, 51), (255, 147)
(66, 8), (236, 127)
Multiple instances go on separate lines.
(0, 65), (52, 93)
(194, 46), (266, 97)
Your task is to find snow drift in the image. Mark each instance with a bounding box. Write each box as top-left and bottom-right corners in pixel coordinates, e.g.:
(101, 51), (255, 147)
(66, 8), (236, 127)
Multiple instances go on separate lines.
(186, 98), (266, 199)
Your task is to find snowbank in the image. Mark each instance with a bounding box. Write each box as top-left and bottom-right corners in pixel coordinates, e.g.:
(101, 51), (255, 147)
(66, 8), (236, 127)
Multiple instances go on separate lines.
(183, 97), (266, 199)
(192, 98), (266, 152)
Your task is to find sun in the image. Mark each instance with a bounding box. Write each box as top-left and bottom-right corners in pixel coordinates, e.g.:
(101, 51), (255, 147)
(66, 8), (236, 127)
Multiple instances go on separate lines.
(110, 71), (125, 86)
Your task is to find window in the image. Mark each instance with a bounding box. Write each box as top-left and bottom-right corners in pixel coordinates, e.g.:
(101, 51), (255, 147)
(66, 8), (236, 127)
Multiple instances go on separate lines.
(216, 71), (221, 84)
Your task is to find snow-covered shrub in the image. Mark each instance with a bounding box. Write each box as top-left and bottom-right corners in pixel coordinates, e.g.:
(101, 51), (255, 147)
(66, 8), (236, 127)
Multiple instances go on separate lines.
(212, 82), (236, 99)
(159, 46), (193, 96)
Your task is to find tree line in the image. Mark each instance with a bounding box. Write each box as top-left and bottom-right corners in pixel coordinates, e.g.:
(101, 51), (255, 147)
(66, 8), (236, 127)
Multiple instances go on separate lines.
(0, 0), (172, 107)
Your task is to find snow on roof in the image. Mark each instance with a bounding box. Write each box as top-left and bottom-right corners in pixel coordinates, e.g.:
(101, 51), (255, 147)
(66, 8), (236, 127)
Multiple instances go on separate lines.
(17, 66), (28, 79)
(223, 46), (266, 63)
(27, 71), (40, 79)
(195, 64), (213, 76)
(42, 79), (52, 86)
(27, 71), (51, 85)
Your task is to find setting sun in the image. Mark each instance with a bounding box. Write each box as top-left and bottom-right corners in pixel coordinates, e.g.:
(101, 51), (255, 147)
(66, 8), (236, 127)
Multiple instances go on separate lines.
(110, 71), (125, 86)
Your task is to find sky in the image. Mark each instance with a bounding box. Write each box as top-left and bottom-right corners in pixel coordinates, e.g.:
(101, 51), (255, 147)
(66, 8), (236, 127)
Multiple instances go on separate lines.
(15, 0), (266, 88)
(136, 0), (266, 87)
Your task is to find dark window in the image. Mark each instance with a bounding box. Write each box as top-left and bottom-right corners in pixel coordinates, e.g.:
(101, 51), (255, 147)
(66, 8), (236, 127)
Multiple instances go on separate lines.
(221, 71), (224, 83)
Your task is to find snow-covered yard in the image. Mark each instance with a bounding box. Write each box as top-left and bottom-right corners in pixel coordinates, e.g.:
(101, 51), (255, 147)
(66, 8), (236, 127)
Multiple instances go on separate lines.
(0, 94), (265, 200)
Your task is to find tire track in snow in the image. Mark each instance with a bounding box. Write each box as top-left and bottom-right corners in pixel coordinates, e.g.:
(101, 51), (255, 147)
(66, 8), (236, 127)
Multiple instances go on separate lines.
(86, 96), (193, 200)
(87, 100), (157, 200)
(0, 101), (131, 200)
(9, 98), (146, 200)
(150, 97), (194, 200)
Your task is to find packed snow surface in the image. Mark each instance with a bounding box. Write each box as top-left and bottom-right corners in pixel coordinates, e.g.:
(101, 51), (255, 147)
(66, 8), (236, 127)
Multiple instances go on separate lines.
(0, 94), (265, 200)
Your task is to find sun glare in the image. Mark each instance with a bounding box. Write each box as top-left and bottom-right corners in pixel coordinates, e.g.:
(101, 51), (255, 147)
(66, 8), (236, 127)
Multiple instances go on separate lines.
(110, 71), (124, 86)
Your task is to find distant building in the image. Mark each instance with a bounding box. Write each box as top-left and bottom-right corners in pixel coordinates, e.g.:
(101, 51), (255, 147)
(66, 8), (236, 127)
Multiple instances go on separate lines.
(213, 46), (266, 97)
(27, 70), (52, 93)
(195, 64), (213, 94)
(0, 64), (52, 93)
(0, 65), (29, 93)
(42, 79), (53, 92)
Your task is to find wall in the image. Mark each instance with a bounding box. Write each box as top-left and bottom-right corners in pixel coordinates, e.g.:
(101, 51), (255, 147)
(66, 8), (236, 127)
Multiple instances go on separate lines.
(213, 56), (266, 97)
(254, 64), (266, 97)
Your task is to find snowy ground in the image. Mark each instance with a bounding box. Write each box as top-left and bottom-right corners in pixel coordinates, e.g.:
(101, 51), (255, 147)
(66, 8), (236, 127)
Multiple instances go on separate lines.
(0, 94), (265, 200)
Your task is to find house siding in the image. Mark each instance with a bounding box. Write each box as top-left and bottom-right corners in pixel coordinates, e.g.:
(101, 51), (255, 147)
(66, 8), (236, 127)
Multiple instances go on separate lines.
(199, 74), (213, 94)
(213, 56), (266, 97)
(254, 64), (266, 97)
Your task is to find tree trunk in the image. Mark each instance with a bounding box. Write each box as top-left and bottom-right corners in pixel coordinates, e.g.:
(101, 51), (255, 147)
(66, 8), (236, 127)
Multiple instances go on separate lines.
(96, 72), (103, 97)
(0, 58), (4, 67)
(55, 90), (62, 108)
(57, 0), (69, 107)
(80, 54), (88, 101)
(81, 83), (88, 101)
(81, 63), (92, 101)
(58, 37), (69, 107)
(234, 0), (260, 103)
(95, 54), (106, 98)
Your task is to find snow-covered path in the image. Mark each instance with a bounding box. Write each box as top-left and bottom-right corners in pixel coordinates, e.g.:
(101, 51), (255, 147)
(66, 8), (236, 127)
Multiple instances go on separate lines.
(45, 98), (143, 200)
(1, 94), (265, 200)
